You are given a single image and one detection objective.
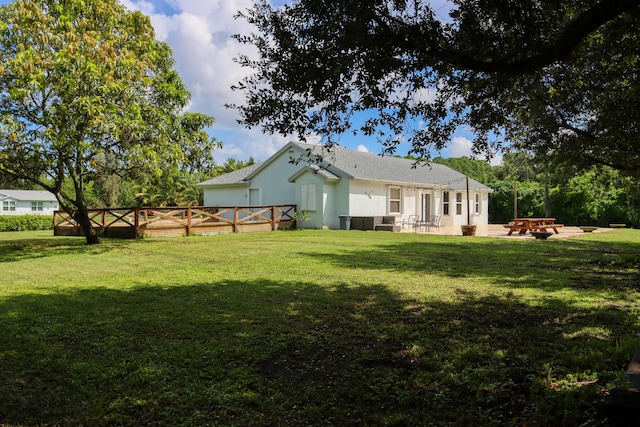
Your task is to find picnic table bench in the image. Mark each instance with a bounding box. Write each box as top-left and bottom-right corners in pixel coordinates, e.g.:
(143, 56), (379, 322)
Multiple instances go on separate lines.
(503, 218), (563, 236)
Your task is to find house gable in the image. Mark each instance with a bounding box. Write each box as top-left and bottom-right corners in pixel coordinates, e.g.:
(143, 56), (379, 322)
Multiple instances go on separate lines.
(197, 142), (319, 206)
(288, 164), (340, 183)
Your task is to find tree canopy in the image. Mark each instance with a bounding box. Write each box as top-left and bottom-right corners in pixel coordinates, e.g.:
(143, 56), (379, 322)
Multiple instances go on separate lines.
(231, 0), (640, 173)
(0, 0), (220, 244)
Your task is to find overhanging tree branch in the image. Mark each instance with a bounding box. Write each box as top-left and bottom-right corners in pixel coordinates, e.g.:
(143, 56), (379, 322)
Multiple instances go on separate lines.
(391, 0), (640, 74)
(233, 0), (640, 172)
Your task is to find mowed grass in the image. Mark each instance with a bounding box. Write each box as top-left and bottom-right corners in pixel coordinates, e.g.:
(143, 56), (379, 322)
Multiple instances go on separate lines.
(1, 229), (639, 426)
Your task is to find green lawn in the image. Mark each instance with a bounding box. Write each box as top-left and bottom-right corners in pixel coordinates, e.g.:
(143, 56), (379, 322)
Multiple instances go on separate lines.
(1, 229), (639, 426)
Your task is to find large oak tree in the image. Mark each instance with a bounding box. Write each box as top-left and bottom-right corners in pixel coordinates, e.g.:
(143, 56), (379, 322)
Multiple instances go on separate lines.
(231, 0), (640, 174)
(0, 0), (220, 244)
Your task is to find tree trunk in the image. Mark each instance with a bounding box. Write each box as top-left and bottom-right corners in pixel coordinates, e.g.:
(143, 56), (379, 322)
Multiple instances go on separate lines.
(633, 190), (639, 228)
(73, 209), (100, 245)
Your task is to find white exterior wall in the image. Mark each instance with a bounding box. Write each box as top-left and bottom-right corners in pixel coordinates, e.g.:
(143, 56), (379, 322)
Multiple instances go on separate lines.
(249, 154), (298, 206)
(322, 181), (338, 229)
(347, 181), (452, 223)
(0, 198), (58, 216)
(357, 186), (489, 228)
(333, 177), (350, 217)
(472, 191), (491, 226)
(347, 180), (389, 216)
(436, 189), (490, 227)
(202, 147), (309, 207)
(202, 186), (248, 206)
(294, 170), (328, 229)
(346, 181), (457, 223)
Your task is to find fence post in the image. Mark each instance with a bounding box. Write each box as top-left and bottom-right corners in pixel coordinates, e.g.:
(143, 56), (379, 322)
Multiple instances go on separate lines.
(187, 207), (192, 236)
(272, 205), (277, 230)
(234, 207), (238, 232)
(134, 207), (140, 239)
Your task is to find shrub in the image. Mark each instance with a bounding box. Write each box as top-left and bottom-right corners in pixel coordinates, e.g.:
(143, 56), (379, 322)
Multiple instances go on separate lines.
(0, 215), (54, 232)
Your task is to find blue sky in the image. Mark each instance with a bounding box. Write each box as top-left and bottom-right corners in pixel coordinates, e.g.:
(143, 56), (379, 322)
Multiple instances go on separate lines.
(0, 0), (501, 165)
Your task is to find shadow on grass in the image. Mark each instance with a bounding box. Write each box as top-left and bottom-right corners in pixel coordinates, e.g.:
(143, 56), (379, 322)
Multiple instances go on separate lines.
(301, 236), (640, 294)
(0, 235), (152, 263)
(1, 279), (637, 426)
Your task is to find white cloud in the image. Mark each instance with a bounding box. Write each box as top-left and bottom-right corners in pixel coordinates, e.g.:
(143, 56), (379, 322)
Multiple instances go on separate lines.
(124, 0), (267, 161)
(443, 136), (503, 166)
(167, 0), (218, 15)
(489, 152), (503, 166)
(211, 128), (323, 164)
(120, 1), (489, 166)
(213, 128), (289, 162)
(149, 2), (258, 127)
(121, 0), (155, 15)
(448, 136), (474, 157)
(410, 87), (438, 104)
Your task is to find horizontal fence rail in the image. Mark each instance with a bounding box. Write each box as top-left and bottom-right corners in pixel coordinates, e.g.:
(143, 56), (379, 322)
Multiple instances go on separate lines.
(54, 205), (297, 238)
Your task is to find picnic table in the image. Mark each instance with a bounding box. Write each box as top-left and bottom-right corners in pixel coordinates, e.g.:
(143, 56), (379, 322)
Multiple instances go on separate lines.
(504, 218), (563, 235)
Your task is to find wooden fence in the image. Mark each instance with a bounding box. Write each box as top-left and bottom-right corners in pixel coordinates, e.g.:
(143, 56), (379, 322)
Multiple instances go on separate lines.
(54, 205), (297, 239)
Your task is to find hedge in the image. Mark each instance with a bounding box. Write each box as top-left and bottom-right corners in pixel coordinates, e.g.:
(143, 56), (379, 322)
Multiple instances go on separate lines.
(0, 215), (54, 232)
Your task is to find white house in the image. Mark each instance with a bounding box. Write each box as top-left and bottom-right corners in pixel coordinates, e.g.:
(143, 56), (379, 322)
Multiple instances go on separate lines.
(197, 142), (493, 230)
(0, 190), (59, 216)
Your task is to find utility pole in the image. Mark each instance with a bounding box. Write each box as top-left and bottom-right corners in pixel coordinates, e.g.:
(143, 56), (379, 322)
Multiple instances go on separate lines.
(466, 176), (471, 225)
(513, 181), (518, 220)
(544, 165), (550, 217)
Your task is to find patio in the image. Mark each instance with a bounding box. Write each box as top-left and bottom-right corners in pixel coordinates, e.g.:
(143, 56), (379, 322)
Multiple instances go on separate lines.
(412, 224), (617, 239)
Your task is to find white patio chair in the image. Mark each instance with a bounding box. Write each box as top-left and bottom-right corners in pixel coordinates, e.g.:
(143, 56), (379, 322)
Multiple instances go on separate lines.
(426, 215), (440, 230)
(399, 215), (419, 230)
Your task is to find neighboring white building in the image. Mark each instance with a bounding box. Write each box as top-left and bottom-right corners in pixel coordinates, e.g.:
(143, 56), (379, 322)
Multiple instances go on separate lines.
(0, 190), (59, 216)
(197, 142), (493, 230)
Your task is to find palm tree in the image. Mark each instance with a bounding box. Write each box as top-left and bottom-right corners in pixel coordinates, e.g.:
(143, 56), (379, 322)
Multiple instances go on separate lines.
(213, 157), (256, 176)
(136, 174), (203, 207)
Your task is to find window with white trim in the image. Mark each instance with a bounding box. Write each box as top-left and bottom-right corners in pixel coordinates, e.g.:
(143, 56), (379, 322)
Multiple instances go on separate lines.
(475, 194), (480, 214)
(301, 183), (316, 211)
(31, 201), (43, 211)
(456, 192), (462, 215)
(443, 191), (450, 215)
(2, 201), (15, 211)
(389, 187), (401, 214)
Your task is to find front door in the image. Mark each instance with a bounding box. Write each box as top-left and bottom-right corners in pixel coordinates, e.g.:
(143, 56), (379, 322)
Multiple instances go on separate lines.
(421, 193), (431, 220)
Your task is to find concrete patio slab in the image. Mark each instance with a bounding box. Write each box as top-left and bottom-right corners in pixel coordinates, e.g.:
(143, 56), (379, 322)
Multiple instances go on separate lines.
(412, 224), (617, 239)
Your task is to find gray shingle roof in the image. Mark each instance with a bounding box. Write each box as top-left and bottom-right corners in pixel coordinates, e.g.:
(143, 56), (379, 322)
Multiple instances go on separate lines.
(197, 142), (492, 192)
(288, 164), (341, 182)
(0, 189), (58, 201)
(196, 162), (262, 187)
(293, 142), (491, 191)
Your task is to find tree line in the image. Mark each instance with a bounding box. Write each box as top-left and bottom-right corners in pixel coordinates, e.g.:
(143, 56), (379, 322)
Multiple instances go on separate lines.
(434, 153), (639, 228)
(6, 144), (635, 229)
(0, 157), (255, 209)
